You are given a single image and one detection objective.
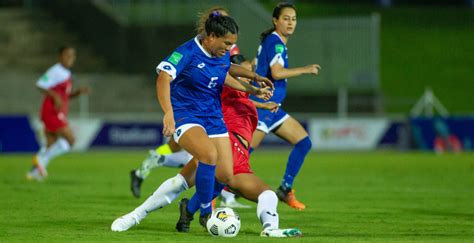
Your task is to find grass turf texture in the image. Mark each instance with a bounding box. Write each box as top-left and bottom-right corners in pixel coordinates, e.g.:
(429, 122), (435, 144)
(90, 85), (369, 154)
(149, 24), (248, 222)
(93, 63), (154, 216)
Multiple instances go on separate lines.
(1, 151), (473, 242)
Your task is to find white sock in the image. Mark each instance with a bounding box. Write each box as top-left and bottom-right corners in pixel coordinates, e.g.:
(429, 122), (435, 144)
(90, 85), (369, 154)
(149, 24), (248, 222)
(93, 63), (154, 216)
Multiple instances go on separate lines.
(220, 189), (236, 203)
(163, 150), (193, 168)
(39, 138), (71, 168)
(257, 190), (279, 230)
(132, 174), (189, 220)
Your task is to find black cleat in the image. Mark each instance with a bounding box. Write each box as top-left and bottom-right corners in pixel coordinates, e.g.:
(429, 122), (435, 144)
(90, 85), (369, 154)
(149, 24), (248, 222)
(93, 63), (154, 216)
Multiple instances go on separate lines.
(130, 170), (143, 198)
(276, 186), (291, 201)
(199, 212), (211, 229)
(176, 198), (194, 232)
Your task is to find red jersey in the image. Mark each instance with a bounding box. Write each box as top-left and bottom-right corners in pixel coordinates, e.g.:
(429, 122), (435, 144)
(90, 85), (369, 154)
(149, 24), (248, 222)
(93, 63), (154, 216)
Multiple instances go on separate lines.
(221, 86), (258, 143)
(36, 63), (73, 131)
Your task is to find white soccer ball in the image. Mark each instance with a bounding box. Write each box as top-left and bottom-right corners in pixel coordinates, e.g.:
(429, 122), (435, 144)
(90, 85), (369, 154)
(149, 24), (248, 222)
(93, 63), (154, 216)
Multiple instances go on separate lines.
(206, 207), (241, 237)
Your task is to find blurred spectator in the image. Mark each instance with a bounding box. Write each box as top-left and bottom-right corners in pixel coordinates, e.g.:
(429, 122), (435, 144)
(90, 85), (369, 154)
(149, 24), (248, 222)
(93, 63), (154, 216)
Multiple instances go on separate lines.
(433, 117), (462, 154)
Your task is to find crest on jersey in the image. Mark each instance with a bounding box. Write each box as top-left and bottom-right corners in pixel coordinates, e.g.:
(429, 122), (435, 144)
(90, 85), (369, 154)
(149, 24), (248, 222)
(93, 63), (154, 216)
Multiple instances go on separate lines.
(168, 51), (183, 65)
(275, 44), (284, 54)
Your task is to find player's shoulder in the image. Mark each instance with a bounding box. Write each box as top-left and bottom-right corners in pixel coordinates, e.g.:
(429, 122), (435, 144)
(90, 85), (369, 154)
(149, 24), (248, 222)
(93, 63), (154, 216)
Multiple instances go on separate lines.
(46, 63), (71, 77)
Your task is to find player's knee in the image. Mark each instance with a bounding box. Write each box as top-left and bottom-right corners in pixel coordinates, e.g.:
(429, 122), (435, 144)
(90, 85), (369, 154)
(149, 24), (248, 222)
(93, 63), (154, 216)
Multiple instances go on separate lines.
(216, 171), (233, 185)
(296, 136), (312, 152)
(196, 147), (218, 164)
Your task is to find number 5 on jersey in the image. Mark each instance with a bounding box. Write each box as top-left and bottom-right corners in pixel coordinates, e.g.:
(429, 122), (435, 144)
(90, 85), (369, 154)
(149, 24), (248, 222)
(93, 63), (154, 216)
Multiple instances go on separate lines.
(208, 77), (218, 89)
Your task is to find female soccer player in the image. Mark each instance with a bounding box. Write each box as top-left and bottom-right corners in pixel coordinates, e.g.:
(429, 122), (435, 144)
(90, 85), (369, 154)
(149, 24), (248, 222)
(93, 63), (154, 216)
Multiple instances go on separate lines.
(250, 3), (320, 210)
(26, 46), (90, 181)
(129, 7), (265, 209)
(153, 12), (272, 226)
(112, 56), (302, 238)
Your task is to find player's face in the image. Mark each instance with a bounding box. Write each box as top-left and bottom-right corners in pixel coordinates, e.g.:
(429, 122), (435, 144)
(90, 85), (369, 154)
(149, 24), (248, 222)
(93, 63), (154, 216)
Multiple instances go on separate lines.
(274, 7), (297, 37)
(59, 48), (76, 68)
(209, 33), (238, 57)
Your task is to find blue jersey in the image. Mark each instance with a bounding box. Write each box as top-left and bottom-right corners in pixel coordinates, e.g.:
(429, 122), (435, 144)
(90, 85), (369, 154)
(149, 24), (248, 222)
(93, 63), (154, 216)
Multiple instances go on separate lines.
(251, 32), (288, 104)
(157, 36), (231, 118)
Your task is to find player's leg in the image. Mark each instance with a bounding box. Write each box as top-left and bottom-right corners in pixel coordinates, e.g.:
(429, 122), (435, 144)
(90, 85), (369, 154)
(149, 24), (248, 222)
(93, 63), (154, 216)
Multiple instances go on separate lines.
(250, 130), (266, 154)
(273, 116), (312, 210)
(131, 138), (194, 198)
(111, 159), (199, 232)
(31, 126), (74, 177)
(231, 173), (302, 237)
(220, 187), (251, 208)
(27, 130), (57, 180)
(177, 126), (219, 224)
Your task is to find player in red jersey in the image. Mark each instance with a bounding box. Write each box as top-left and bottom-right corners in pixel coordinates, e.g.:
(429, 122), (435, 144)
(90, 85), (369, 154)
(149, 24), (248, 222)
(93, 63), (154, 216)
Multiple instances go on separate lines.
(112, 56), (302, 237)
(26, 46), (90, 181)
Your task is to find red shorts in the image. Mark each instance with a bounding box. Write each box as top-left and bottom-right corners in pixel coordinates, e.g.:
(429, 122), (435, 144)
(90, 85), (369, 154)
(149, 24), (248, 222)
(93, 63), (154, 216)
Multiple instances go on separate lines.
(230, 132), (253, 175)
(41, 111), (68, 132)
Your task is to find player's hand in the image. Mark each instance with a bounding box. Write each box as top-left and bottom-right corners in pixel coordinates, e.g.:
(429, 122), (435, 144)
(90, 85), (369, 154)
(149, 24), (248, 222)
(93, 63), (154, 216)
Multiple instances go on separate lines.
(79, 86), (91, 95)
(262, 102), (280, 113)
(305, 64), (321, 75)
(254, 74), (274, 90)
(162, 111), (175, 137)
(255, 87), (273, 101)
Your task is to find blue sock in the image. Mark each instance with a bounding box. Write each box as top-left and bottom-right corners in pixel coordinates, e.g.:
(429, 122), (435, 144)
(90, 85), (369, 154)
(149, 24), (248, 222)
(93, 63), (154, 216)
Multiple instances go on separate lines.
(249, 147), (254, 154)
(187, 162), (215, 216)
(212, 180), (226, 199)
(281, 136), (312, 190)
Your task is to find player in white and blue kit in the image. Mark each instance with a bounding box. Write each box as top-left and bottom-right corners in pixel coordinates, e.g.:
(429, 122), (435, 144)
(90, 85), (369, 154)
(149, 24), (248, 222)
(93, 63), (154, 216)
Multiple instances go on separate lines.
(250, 3), (320, 210)
(155, 13), (272, 230)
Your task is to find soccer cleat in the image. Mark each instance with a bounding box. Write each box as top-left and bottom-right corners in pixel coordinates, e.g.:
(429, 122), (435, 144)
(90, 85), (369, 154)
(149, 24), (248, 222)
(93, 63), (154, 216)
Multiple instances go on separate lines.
(26, 168), (45, 182)
(111, 212), (140, 232)
(260, 228), (303, 238)
(130, 170), (143, 198)
(220, 199), (252, 209)
(198, 213), (211, 229)
(32, 155), (47, 177)
(276, 187), (306, 210)
(176, 198), (194, 232)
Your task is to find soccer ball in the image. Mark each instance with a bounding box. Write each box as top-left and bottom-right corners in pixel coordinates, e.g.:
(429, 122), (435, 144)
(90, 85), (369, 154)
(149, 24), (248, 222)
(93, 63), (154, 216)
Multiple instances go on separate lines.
(206, 207), (241, 237)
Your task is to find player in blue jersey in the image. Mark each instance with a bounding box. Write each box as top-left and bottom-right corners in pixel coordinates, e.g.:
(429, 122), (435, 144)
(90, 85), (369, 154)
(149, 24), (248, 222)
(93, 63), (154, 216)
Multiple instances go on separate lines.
(155, 12), (273, 228)
(250, 3), (320, 210)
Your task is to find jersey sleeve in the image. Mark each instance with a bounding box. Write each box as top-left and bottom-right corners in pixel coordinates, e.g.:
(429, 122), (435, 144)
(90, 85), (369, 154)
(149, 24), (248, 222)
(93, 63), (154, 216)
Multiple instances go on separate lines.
(156, 46), (192, 80)
(36, 66), (67, 90)
(268, 42), (285, 68)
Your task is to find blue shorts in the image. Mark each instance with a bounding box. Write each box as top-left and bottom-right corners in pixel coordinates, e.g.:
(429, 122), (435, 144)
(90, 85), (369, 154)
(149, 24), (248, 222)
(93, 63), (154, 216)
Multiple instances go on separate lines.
(256, 108), (289, 134)
(173, 111), (228, 143)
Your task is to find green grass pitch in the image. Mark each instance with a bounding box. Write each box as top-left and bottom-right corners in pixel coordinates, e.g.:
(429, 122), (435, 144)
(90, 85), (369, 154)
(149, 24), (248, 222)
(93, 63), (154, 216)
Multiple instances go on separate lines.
(1, 150), (473, 242)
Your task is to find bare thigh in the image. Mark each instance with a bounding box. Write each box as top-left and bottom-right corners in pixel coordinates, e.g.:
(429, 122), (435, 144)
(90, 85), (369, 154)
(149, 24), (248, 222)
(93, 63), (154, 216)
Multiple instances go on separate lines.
(211, 136), (234, 185)
(231, 173), (271, 202)
(179, 157), (198, 187)
(168, 137), (182, 152)
(274, 116), (308, 145)
(250, 129), (266, 149)
(55, 126), (75, 146)
(178, 126), (217, 165)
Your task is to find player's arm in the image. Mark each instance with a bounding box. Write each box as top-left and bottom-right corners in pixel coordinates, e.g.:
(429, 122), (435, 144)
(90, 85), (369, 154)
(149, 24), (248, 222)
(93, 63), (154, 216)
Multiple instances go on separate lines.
(229, 64), (274, 89)
(37, 87), (62, 110)
(270, 63), (321, 80)
(156, 71), (175, 137)
(69, 87), (91, 99)
(224, 73), (272, 101)
(251, 100), (279, 113)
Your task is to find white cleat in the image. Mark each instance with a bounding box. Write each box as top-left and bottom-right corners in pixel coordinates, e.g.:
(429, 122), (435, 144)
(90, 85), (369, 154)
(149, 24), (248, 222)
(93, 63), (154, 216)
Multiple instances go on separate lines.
(220, 199), (252, 209)
(260, 228), (303, 238)
(111, 212), (140, 232)
(26, 169), (45, 182)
